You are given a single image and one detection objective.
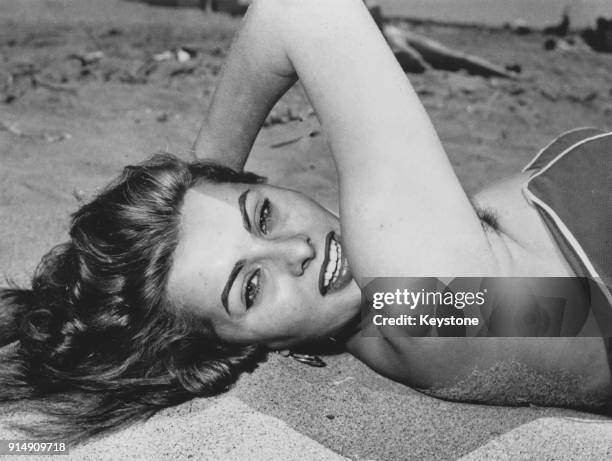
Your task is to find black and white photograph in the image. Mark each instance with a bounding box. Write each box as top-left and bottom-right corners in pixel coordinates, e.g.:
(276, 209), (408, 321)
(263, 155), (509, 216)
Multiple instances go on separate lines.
(1, 0), (612, 459)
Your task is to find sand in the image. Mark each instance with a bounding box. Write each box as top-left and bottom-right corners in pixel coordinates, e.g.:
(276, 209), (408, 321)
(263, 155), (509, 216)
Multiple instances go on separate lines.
(1, 1), (611, 459)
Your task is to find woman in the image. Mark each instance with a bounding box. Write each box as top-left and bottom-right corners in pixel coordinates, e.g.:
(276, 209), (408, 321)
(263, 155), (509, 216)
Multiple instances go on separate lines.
(1, 0), (610, 442)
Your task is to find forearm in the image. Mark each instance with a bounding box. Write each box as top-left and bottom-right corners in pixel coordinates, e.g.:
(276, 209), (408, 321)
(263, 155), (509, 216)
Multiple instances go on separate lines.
(196, 0), (437, 179)
(193, 4), (296, 170)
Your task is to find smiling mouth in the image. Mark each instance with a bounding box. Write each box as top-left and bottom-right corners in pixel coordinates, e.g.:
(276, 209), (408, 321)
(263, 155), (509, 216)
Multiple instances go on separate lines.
(319, 231), (353, 296)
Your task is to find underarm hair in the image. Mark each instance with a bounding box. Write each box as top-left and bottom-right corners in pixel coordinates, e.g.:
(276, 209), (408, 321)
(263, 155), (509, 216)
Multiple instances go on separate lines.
(474, 205), (500, 232)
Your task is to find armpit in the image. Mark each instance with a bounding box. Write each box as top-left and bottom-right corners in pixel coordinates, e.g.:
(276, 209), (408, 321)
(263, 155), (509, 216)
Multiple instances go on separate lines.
(474, 205), (500, 233)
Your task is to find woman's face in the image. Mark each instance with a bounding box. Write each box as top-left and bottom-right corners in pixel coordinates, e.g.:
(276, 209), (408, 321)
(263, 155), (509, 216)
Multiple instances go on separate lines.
(167, 181), (362, 349)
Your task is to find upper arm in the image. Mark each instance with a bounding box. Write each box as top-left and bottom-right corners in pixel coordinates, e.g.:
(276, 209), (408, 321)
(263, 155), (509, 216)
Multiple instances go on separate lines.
(273, 0), (498, 280)
(351, 332), (612, 402)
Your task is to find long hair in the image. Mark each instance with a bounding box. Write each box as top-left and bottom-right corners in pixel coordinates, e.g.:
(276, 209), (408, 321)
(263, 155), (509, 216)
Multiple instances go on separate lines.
(0, 153), (266, 442)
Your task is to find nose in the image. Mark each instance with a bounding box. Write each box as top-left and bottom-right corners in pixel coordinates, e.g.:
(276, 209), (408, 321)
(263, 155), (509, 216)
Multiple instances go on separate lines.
(273, 234), (315, 276)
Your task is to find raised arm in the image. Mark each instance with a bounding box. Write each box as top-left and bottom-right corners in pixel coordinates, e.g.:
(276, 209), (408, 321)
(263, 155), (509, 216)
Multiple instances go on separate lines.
(192, 2), (297, 170)
(198, 0), (497, 278)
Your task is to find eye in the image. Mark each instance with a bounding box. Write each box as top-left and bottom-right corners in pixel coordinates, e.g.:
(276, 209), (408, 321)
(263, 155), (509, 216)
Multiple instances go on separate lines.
(244, 268), (261, 309)
(259, 198), (272, 235)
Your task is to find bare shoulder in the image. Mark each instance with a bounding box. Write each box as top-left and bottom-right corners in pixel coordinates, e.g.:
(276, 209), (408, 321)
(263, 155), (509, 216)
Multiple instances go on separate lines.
(470, 172), (575, 277)
(347, 173), (612, 402)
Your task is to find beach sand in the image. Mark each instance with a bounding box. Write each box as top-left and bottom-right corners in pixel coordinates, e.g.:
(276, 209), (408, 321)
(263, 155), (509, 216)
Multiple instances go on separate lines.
(1, 1), (611, 459)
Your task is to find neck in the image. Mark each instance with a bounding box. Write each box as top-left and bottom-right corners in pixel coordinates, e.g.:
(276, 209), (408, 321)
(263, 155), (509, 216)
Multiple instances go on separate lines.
(331, 312), (364, 345)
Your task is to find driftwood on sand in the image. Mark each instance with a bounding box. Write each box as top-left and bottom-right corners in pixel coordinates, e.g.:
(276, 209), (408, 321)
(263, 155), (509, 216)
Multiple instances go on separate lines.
(582, 17), (612, 53)
(382, 24), (517, 79)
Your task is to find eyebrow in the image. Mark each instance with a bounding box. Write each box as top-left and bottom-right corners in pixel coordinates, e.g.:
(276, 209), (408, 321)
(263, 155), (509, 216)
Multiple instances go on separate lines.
(221, 259), (245, 313)
(238, 189), (251, 232)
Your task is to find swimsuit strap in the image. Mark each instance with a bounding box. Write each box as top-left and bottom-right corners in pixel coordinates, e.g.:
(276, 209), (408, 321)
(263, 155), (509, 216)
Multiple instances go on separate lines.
(523, 127), (606, 172)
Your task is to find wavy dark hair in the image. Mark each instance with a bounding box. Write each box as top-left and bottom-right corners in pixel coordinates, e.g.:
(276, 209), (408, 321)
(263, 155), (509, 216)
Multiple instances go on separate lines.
(0, 154), (266, 442)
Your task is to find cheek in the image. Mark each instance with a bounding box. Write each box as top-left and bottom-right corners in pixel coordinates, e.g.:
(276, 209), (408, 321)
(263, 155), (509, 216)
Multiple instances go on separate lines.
(283, 198), (334, 228)
(258, 284), (317, 331)
(274, 284), (313, 318)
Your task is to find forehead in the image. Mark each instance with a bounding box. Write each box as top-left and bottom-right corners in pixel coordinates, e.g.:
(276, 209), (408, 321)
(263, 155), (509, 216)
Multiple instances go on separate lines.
(166, 182), (248, 318)
(180, 181), (246, 236)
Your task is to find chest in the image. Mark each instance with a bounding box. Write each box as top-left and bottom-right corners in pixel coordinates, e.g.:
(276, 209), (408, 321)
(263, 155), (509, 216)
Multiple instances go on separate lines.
(471, 172), (575, 278)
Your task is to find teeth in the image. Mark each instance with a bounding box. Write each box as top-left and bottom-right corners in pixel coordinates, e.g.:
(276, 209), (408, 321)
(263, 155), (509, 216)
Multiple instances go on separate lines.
(323, 237), (342, 289)
(330, 242), (337, 263)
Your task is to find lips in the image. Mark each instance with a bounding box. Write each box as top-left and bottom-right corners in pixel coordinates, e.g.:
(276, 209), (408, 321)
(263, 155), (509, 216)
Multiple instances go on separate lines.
(318, 231), (353, 296)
